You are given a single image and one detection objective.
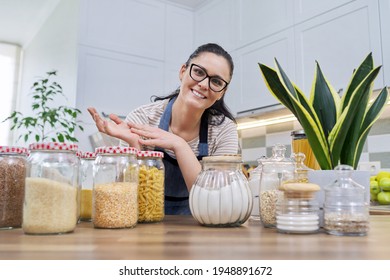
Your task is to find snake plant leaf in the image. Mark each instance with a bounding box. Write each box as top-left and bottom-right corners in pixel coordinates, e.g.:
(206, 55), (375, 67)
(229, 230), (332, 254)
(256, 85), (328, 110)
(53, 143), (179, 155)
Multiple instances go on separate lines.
(341, 53), (374, 111)
(259, 62), (332, 169)
(328, 66), (381, 168)
(311, 62), (339, 139)
(350, 87), (389, 168)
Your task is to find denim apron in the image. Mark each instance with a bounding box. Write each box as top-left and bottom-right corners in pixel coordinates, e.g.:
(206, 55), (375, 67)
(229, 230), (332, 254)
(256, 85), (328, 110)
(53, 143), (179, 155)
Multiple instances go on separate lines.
(156, 97), (209, 215)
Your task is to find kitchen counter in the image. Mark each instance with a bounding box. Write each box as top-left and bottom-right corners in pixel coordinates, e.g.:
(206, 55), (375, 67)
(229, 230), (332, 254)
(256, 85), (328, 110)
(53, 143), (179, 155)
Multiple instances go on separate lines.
(0, 215), (389, 260)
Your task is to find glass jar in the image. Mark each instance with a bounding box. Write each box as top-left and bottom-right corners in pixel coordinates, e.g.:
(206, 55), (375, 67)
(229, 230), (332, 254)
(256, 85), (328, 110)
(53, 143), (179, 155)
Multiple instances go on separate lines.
(248, 156), (266, 221)
(291, 130), (320, 170)
(93, 146), (139, 229)
(23, 142), (79, 234)
(259, 144), (295, 228)
(324, 165), (369, 236)
(137, 150), (165, 223)
(276, 182), (320, 234)
(0, 146), (27, 229)
(189, 155), (252, 227)
(79, 151), (96, 222)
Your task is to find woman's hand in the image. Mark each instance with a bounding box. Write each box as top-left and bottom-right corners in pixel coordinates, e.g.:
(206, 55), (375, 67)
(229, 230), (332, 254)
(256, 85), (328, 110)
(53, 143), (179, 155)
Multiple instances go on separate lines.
(129, 123), (186, 152)
(87, 107), (141, 149)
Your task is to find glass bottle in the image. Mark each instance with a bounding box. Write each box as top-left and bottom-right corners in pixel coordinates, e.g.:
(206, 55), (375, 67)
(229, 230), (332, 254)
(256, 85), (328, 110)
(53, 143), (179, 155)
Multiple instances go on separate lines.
(79, 151), (96, 222)
(93, 146), (139, 229)
(259, 144), (295, 228)
(23, 142), (79, 234)
(137, 150), (165, 223)
(324, 165), (369, 236)
(248, 156), (267, 221)
(0, 146), (28, 229)
(189, 155), (253, 227)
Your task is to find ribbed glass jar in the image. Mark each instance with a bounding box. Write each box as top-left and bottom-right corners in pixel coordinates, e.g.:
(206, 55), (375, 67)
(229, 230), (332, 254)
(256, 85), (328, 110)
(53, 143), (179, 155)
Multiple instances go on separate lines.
(23, 142), (79, 235)
(324, 165), (369, 236)
(137, 150), (165, 223)
(189, 155), (252, 227)
(0, 146), (27, 229)
(93, 146), (139, 229)
(79, 151), (96, 222)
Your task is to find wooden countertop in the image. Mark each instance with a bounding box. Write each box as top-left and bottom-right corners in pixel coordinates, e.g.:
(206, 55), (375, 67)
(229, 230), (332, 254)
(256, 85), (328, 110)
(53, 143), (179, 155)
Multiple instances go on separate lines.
(1, 215), (389, 260)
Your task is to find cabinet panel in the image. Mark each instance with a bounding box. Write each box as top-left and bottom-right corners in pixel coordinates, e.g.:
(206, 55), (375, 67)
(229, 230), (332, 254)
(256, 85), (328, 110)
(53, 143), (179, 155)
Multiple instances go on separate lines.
(293, 0), (355, 23)
(237, 0), (294, 46)
(79, 0), (165, 60)
(76, 46), (164, 150)
(294, 0), (383, 95)
(379, 0), (390, 86)
(194, 0), (236, 51)
(228, 29), (296, 115)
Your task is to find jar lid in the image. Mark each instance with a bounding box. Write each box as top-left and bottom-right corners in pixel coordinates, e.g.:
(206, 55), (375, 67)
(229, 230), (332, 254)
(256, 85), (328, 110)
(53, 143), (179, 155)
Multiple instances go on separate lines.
(291, 130), (305, 136)
(0, 146), (28, 155)
(202, 154), (242, 163)
(81, 151), (97, 159)
(137, 150), (164, 158)
(95, 146), (137, 155)
(28, 142), (78, 151)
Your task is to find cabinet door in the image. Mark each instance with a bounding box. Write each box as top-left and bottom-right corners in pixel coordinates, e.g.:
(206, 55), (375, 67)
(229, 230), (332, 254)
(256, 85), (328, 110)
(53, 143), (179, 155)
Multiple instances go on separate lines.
(294, 0), (383, 95)
(379, 0), (390, 86)
(228, 28), (296, 115)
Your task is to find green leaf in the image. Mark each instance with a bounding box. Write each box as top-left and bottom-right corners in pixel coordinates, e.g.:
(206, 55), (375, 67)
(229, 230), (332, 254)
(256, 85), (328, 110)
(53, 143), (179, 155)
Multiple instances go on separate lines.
(57, 134), (64, 142)
(35, 134), (40, 142)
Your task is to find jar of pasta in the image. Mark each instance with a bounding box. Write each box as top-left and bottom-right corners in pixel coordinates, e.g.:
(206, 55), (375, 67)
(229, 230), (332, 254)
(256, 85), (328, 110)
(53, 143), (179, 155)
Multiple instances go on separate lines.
(23, 142), (79, 235)
(0, 146), (28, 229)
(79, 151), (96, 222)
(93, 146), (139, 229)
(137, 150), (165, 223)
(291, 130), (320, 170)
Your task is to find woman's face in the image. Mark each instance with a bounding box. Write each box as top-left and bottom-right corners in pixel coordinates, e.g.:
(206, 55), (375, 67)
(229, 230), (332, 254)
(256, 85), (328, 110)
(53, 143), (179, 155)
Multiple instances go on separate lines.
(178, 52), (231, 110)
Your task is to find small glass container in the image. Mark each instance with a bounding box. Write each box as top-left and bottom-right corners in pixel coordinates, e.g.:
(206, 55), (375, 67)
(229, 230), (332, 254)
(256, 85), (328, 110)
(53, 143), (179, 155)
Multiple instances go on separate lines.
(291, 130), (320, 170)
(189, 155), (252, 227)
(79, 151), (96, 222)
(324, 165), (369, 236)
(276, 182), (320, 234)
(23, 142), (79, 235)
(93, 146), (139, 229)
(0, 146), (28, 229)
(248, 156), (266, 221)
(137, 150), (165, 223)
(259, 144), (295, 228)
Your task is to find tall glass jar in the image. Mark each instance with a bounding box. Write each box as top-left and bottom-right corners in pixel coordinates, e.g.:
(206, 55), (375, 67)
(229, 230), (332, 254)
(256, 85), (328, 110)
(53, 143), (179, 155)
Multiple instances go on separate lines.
(324, 165), (369, 236)
(23, 142), (79, 234)
(93, 146), (139, 229)
(189, 155), (253, 227)
(248, 156), (266, 221)
(259, 144), (295, 228)
(79, 151), (96, 222)
(291, 130), (320, 170)
(137, 151), (165, 223)
(0, 146), (27, 229)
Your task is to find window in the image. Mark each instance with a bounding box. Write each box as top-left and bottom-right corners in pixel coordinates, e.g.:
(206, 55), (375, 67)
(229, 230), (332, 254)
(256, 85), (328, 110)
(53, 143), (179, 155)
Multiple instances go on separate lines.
(0, 43), (21, 145)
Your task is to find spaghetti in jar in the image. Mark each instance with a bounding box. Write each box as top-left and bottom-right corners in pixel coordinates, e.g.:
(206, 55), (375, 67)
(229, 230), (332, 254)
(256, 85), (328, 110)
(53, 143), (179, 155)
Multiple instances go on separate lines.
(291, 130), (320, 170)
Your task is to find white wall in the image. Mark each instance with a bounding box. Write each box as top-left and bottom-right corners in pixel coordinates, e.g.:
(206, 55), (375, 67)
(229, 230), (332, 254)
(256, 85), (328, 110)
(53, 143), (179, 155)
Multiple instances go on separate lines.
(14, 0), (80, 145)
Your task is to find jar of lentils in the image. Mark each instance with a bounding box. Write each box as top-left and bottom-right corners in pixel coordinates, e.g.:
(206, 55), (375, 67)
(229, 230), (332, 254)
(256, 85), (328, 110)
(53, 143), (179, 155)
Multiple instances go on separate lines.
(23, 142), (79, 234)
(93, 146), (139, 229)
(0, 146), (28, 229)
(137, 150), (165, 223)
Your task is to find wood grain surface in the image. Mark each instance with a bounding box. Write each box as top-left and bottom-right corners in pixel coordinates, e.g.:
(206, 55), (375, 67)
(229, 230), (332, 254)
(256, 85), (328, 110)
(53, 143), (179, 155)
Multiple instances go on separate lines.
(0, 215), (389, 260)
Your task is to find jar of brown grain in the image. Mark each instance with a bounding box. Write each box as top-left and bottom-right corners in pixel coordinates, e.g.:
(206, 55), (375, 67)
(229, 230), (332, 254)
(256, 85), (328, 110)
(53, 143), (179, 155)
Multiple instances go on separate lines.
(0, 146), (27, 229)
(93, 146), (139, 229)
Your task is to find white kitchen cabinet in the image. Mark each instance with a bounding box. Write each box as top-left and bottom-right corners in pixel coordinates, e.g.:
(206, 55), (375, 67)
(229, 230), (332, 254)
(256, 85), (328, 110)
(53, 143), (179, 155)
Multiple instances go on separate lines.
(235, 0), (294, 47)
(294, 0), (383, 96)
(227, 28), (296, 115)
(379, 0), (390, 87)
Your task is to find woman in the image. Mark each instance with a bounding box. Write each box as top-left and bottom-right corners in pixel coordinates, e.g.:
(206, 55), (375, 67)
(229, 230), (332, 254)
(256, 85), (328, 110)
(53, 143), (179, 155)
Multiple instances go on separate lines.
(88, 43), (239, 215)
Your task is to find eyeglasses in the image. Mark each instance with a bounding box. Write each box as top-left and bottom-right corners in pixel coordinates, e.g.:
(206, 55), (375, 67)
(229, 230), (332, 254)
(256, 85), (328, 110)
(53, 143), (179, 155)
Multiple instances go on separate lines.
(189, 63), (229, 92)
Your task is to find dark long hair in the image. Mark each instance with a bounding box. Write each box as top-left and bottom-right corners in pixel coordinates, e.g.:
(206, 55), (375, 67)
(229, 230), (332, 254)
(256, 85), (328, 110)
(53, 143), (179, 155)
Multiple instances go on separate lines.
(152, 43), (236, 124)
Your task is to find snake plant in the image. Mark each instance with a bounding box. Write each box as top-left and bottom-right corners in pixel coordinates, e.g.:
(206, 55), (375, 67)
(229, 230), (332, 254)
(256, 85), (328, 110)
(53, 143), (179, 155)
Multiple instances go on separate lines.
(259, 53), (389, 170)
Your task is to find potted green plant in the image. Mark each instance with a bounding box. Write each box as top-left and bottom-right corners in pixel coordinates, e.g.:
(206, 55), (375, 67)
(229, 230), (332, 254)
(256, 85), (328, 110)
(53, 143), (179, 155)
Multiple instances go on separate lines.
(258, 53), (389, 170)
(3, 70), (84, 143)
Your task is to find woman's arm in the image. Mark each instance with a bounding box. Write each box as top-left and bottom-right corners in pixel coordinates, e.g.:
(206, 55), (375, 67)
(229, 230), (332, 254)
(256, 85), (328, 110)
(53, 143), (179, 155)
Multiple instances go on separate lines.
(129, 123), (201, 190)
